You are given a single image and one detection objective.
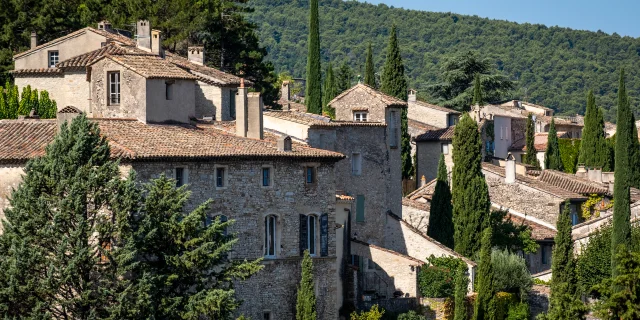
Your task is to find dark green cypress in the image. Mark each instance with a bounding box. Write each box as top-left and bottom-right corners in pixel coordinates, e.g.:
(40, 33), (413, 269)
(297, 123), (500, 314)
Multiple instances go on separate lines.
(474, 227), (495, 320)
(545, 118), (564, 171)
(452, 113), (491, 257)
(629, 114), (640, 189)
(428, 154), (454, 249)
(17, 85), (31, 116)
(579, 91), (611, 170)
(472, 73), (483, 106)
(305, 0), (322, 114)
(0, 85), (5, 119)
(364, 42), (376, 88)
(524, 113), (541, 168)
(380, 25), (412, 179)
(612, 69), (633, 280)
(7, 84), (19, 119)
(296, 250), (317, 320)
(454, 263), (469, 320)
(322, 62), (337, 118)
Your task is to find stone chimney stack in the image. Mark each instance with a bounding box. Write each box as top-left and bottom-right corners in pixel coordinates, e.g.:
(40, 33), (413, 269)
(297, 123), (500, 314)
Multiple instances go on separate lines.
(235, 79), (249, 138)
(408, 89), (417, 102)
(278, 136), (292, 152)
(188, 46), (204, 65)
(151, 30), (163, 57)
(281, 81), (290, 102)
(505, 153), (516, 184)
(30, 31), (37, 49)
(97, 20), (112, 32)
(247, 92), (264, 140)
(136, 20), (151, 51)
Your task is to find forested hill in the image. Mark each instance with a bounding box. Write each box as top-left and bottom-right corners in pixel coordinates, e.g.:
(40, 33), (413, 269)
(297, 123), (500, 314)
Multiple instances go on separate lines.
(247, 0), (640, 121)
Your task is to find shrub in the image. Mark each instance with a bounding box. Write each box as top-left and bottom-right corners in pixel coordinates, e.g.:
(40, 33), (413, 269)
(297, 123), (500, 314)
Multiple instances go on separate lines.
(351, 305), (385, 320)
(557, 138), (580, 173)
(495, 292), (518, 320)
(492, 249), (532, 298)
(397, 310), (426, 320)
(418, 255), (466, 298)
(506, 302), (529, 320)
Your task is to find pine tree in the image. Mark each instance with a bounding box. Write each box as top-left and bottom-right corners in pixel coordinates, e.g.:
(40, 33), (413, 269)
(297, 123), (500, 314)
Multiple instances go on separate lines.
(545, 118), (564, 171)
(428, 154), (454, 249)
(322, 62), (337, 118)
(305, 0), (322, 115)
(612, 69), (633, 280)
(472, 73), (483, 106)
(524, 113), (541, 168)
(474, 227), (495, 320)
(296, 250), (317, 320)
(380, 25), (412, 179)
(0, 115), (122, 318)
(364, 42), (376, 88)
(547, 202), (587, 320)
(454, 263), (469, 320)
(579, 91), (611, 170)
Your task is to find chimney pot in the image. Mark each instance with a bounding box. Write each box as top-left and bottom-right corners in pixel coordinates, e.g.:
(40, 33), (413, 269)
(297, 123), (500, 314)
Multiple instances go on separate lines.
(278, 135), (293, 152)
(408, 89), (417, 102)
(30, 31), (37, 49)
(98, 20), (112, 31)
(505, 153), (516, 184)
(187, 46), (204, 66)
(247, 92), (264, 140)
(151, 30), (163, 57)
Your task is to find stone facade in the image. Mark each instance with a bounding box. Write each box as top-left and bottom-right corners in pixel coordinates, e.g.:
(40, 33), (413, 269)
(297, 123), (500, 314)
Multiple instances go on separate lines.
(0, 165), (24, 228)
(15, 71), (90, 113)
(415, 141), (453, 183)
(195, 83), (235, 120)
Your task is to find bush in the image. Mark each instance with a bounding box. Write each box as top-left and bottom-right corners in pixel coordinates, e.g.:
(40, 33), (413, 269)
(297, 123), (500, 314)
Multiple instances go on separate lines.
(351, 305), (385, 320)
(397, 310), (426, 320)
(492, 249), (532, 298)
(532, 278), (550, 285)
(418, 255), (466, 298)
(506, 302), (529, 320)
(495, 292), (518, 320)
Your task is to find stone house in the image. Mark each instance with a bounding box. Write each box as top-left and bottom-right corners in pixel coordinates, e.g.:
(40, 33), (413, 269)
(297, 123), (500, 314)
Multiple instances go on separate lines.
(414, 126), (454, 183)
(407, 90), (460, 128)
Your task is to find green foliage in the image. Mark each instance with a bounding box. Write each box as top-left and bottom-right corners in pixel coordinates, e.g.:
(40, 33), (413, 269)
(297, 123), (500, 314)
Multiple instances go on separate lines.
(0, 83), (59, 120)
(491, 209), (539, 254)
(545, 118), (564, 171)
(524, 113), (541, 168)
(472, 73), (484, 106)
(398, 310), (427, 320)
(297, 250), (317, 320)
(418, 255), (466, 298)
(247, 0), (640, 121)
(506, 302), (529, 320)
(305, 0), (322, 114)
(474, 227), (496, 320)
(557, 139), (581, 174)
(364, 42), (376, 88)
(351, 304), (385, 320)
(428, 154), (454, 249)
(454, 263), (469, 320)
(491, 250), (532, 298)
(495, 292), (518, 320)
(18, 85), (32, 116)
(579, 90), (612, 170)
(322, 62), (337, 118)
(452, 114), (490, 257)
(533, 279), (550, 286)
(337, 61), (354, 93)
(594, 246), (640, 320)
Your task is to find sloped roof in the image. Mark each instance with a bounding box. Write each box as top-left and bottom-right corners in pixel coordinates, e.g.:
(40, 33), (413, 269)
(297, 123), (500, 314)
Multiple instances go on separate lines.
(10, 68), (63, 75)
(402, 198), (431, 212)
(408, 119), (441, 138)
(406, 178), (437, 202)
(414, 126), (455, 142)
(56, 44), (145, 68)
(90, 54), (197, 80)
(506, 213), (556, 241)
(0, 120), (57, 163)
(538, 170), (609, 195)
(263, 110), (386, 127)
(411, 100), (460, 114)
(328, 83), (408, 108)
(163, 52), (245, 86)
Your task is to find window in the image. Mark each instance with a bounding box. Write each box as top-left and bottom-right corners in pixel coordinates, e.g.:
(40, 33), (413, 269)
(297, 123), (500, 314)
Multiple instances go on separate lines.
(230, 89), (237, 119)
(353, 112), (368, 122)
(352, 153), (362, 175)
(305, 166), (316, 184)
(441, 143), (449, 155)
(541, 245), (548, 265)
(263, 312), (271, 320)
(165, 81), (174, 100)
(262, 167), (271, 187)
(175, 167), (186, 187)
(300, 213), (329, 257)
(48, 51), (59, 68)
(356, 195), (365, 222)
(216, 167), (226, 188)
(108, 72), (120, 105)
(389, 110), (399, 148)
(307, 215), (317, 256)
(264, 215), (277, 258)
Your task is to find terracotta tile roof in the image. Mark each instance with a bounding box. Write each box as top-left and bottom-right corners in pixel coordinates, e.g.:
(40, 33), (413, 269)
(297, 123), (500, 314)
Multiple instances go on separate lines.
(538, 170), (609, 195)
(501, 100), (553, 112)
(277, 99), (306, 112)
(263, 110), (386, 127)
(506, 213), (556, 241)
(91, 54), (197, 80)
(406, 179), (437, 201)
(510, 132), (569, 152)
(411, 100), (460, 114)
(414, 126), (455, 142)
(56, 44), (146, 68)
(0, 120), (56, 163)
(10, 68), (63, 75)
(164, 52), (245, 86)
(408, 119), (441, 138)
(328, 83), (408, 108)
(402, 198), (430, 212)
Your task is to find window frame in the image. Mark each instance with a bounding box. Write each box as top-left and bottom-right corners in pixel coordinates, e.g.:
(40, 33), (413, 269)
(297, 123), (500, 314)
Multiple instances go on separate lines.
(351, 152), (362, 176)
(107, 71), (121, 105)
(304, 166), (317, 185)
(264, 215), (278, 258)
(441, 143), (449, 155)
(307, 215), (318, 256)
(261, 166), (273, 187)
(48, 50), (59, 68)
(174, 167), (187, 187)
(165, 80), (174, 100)
(214, 165), (228, 189)
(353, 111), (368, 122)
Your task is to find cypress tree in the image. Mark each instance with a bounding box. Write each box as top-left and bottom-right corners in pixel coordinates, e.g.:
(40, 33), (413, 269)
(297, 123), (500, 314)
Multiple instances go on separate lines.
(472, 73), (483, 106)
(629, 114), (640, 189)
(547, 202), (587, 320)
(322, 62), (337, 118)
(524, 113), (541, 168)
(380, 25), (412, 179)
(612, 69), (633, 280)
(364, 42), (376, 88)
(452, 113), (491, 257)
(474, 227), (495, 320)
(0, 85), (5, 119)
(7, 84), (19, 119)
(305, 0), (322, 115)
(545, 118), (564, 171)
(579, 91), (611, 170)
(428, 154), (454, 249)
(296, 250), (317, 320)
(30, 88), (39, 116)
(454, 263), (469, 320)
(17, 85), (31, 116)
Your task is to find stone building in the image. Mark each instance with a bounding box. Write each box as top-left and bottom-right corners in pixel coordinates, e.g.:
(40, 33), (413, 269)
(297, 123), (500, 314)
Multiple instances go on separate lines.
(414, 126), (455, 183)
(407, 90), (460, 128)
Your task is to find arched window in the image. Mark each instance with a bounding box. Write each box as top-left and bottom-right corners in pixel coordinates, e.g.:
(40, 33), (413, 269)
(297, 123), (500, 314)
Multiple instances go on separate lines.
(300, 213), (329, 257)
(264, 215), (277, 258)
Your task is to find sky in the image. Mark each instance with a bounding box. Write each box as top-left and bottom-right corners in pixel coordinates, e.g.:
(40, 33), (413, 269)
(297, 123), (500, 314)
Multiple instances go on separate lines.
(360, 0), (640, 38)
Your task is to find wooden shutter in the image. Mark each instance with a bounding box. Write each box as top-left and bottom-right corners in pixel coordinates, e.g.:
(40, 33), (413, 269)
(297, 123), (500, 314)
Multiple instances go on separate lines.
(320, 213), (329, 257)
(356, 195), (365, 222)
(300, 214), (308, 256)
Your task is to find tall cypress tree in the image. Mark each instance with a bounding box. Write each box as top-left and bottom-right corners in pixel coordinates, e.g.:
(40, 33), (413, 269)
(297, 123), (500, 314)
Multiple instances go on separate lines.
(579, 91), (611, 170)
(7, 83), (19, 119)
(0, 85), (6, 119)
(612, 69), (633, 280)
(364, 42), (376, 88)
(452, 113), (491, 257)
(629, 114), (640, 189)
(472, 73), (483, 106)
(305, 0), (322, 114)
(454, 263), (469, 320)
(524, 113), (541, 168)
(428, 154), (454, 249)
(322, 62), (337, 118)
(296, 250), (317, 320)
(474, 227), (495, 320)
(380, 24), (412, 179)
(17, 85), (31, 116)
(545, 118), (564, 171)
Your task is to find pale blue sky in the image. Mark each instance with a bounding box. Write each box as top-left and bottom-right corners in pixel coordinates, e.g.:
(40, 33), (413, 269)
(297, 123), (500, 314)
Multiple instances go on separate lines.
(359, 0), (640, 38)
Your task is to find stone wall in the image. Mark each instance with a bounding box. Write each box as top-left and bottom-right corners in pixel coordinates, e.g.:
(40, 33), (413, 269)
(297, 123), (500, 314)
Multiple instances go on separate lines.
(416, 141), (452, 183)
(0, 165), (24, 232)
(90, 58), (147, 121)
(402, 204), (429, 235)
(15, 72), (90, 113)
(529, 285), (550, 319)
(15, 30), (106, 69)
(194, 81), (217, 119)
(407, 101), (449, 128)
(145, 78), (195, 123)
(332, 88), (389, 123)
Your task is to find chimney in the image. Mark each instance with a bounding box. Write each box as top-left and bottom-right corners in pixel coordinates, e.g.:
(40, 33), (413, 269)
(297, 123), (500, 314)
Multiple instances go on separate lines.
(281, 81), (291, 101)
(576, 165), (587, 178)
(56, 106), (82, 131)
(408, 89), (417, 102)
(505, 153), (516, 184)
(30, 31), (37, 49)
(97, 20), (112, 31)
(151, 30), (163, 57)
(247, 92), (264, 140)
(235, 79), (248, 137)
(188, 46), (204, 66)
(136, 20), (151, 51)
(278, 135), (293, 152)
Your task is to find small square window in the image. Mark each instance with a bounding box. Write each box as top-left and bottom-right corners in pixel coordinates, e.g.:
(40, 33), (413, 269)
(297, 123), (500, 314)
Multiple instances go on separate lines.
(262, 167), (271, 187)
(48, 51), (59, 68)
(305, 167), (316, 184)
(441, 143), (449, 155)
(216, 167), (226, 188)
(354, 112), (368, 122)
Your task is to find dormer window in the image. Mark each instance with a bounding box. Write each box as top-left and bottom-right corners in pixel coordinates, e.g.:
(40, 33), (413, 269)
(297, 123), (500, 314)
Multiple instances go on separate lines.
(48, 51), (59, 68)
(354, 111), (368, 122)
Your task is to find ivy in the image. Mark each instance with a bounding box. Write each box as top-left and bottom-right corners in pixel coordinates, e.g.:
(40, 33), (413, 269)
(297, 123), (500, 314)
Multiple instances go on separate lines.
(581, 194), (613, 220)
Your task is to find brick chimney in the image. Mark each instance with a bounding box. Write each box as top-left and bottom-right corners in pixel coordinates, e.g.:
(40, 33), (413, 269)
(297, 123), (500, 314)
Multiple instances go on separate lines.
(247, 92), (264, 140)
(188, 46), (204, 65)
(30, 31), (37, 49)
(505, 153), (516, 184)
(136, 20), (151, 51)
(235, 79), (248, 137)
(151, 30), (163, 57)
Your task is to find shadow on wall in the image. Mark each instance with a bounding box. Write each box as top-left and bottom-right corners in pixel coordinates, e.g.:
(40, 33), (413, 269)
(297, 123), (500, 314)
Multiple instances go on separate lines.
(194, 84), (215, 120)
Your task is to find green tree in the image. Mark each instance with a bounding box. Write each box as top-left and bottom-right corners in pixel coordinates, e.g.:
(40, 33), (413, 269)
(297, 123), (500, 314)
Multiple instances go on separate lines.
(491, 249), (532, 298)
(579, 91), (612, 170)
(490, 209), (539, 254)
(545, 118), (564, 171)
(364, 42), (376, 88)
(474, 227), (496, 320)
(305, 0), (322, 114)
(454, 263), (469, 320)
(296, 250), (317, 320)
(17, 85), (32, 116)
(547, 202), (587, 320)
(452, 114), (490, 257)
(351, 305), (384, 320)
(399, 310), (427, 320)
(39, 90), (57, 119)
(472, 73), (483, 106)
(523, 113), (540, 168)
(337, 61), (353, 93)
(29, 88), (39, 116)
(0, 115), (121, 318)
(7, 83), (19, 119)
(428, 154), (454, 249)
(322, 62), (337, 118)
(612, 69), (633, 280)
(595, 247), (640, 320)
(0, 84), (6, 119)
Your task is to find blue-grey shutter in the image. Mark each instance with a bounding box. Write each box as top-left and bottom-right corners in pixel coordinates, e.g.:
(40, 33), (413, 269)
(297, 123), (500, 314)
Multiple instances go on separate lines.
(356, 195), (365, 222)
(300, 214), (308, 256)
(320, 213), (329, 257)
